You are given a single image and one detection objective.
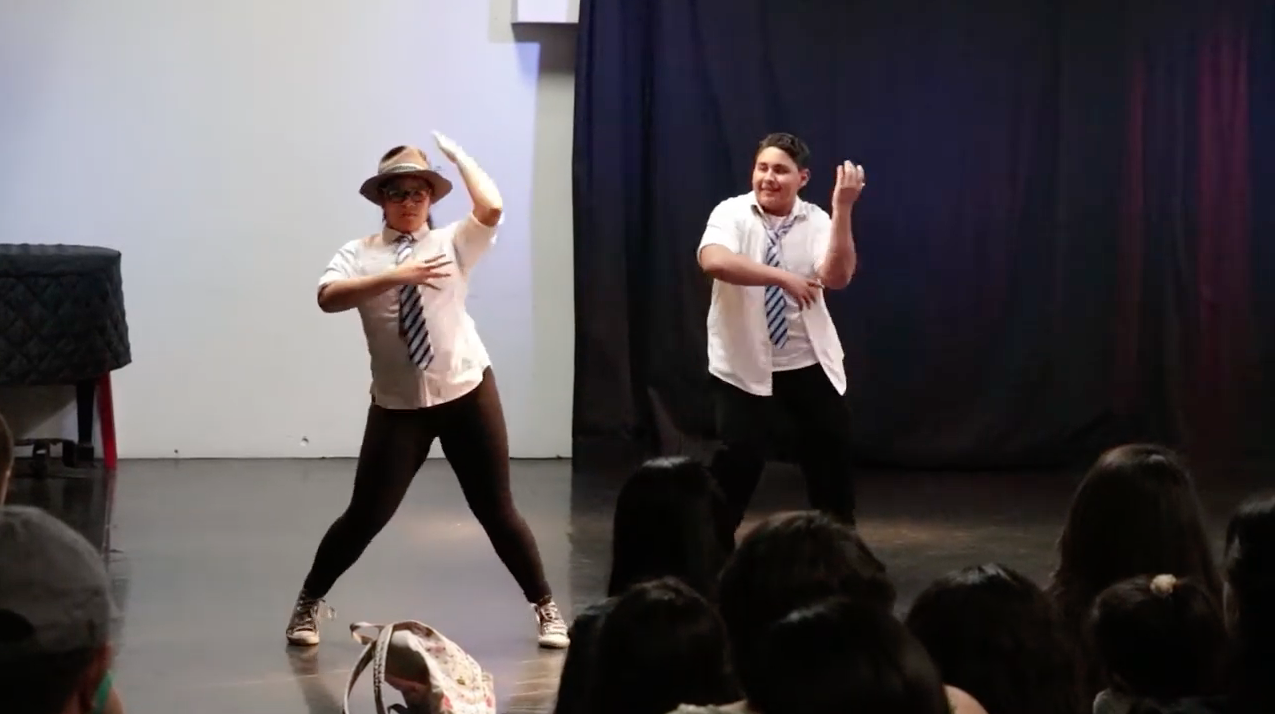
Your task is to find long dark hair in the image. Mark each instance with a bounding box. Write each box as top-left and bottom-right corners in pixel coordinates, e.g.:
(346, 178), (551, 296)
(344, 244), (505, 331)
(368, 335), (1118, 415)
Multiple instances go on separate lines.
(906, 563), (1081, 714)
(607, 456), (732, 599)
(591, 578), (738, 714)
(749, 597), (949, 714)
(1047, 445), (1221, 697)
(1224, 494), (1275, 713)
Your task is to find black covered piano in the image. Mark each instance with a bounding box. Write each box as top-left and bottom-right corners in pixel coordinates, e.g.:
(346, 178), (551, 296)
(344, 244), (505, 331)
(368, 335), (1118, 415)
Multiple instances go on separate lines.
(0, 244), (131, 474)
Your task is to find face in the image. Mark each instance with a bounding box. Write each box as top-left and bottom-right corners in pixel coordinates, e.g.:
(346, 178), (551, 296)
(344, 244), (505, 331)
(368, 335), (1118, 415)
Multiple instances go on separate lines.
(379, 177), (434, 234)
(752, 146), (809, 214)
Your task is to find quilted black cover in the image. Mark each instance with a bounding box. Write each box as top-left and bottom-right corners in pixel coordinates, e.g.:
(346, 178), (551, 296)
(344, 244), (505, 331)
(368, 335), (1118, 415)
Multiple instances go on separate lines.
(0, 244), (131, 386)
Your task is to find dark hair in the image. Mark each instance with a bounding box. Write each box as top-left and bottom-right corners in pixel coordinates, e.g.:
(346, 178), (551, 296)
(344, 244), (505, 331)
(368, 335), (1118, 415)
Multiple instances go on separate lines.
(1224, 494), (1275, 712)
(756, 133), (811, 169)
(0, 611), (98, 714)
(748, 597), (949, 714)
(718, 511), (895, 675)
(1088, 574), (1226, 701)
(906, 564), (1081, 714)
(607, 457), (732, 599)
(592, 578), (738, 714)
(1047, 445), (1222, 697)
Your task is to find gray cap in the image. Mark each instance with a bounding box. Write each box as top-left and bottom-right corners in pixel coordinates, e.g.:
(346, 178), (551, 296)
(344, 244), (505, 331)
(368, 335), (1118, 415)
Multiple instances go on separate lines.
(0, 505), (115, 661)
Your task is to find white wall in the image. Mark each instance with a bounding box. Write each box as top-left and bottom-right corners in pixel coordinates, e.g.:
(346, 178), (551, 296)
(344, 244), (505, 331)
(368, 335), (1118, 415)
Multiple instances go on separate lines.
(0, 0), (576, 458)
(514, 0), (580, 23)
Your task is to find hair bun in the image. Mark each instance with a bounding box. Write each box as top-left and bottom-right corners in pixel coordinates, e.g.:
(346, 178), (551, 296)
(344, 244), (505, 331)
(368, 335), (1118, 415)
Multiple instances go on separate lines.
(1149, 574), (1177, 596)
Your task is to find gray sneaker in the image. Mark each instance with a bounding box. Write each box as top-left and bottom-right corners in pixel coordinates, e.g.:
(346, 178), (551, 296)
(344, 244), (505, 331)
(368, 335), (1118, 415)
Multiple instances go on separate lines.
(533, 599), (570, 649)
(285, 591), (333, 647)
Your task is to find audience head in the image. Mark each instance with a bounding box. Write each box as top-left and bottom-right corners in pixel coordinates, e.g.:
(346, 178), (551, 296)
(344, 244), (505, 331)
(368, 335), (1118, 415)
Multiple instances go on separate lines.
(905, 563), (1080, 714)
(1223, 494), (1275, 711)
(607, 456), (733, 599)
(0, 412), (12, 505)
(1050, 445), (1221, 630)
(718, 511), (894, 673)
(1088, 574), (1226, 702)
(747, 597), (949, 714)
(592, 577), (737, 714)
(0, 506), (122, 714)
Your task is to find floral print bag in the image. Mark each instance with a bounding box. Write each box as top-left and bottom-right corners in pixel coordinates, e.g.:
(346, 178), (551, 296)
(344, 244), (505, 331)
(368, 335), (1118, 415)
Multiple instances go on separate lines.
(342, 620), (497, 714)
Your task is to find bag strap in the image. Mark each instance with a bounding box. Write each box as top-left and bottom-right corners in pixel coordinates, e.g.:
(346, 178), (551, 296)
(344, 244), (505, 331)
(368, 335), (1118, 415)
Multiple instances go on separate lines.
(341, 621), (446, 714)
(342, 628), (379, 714)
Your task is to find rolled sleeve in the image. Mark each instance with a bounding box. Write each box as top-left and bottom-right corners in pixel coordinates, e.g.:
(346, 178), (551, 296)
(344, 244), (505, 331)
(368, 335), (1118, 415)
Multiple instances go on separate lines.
(697, 200), (742, 259)
(319, 241), (360, 287)
(451, 213), (500, 272)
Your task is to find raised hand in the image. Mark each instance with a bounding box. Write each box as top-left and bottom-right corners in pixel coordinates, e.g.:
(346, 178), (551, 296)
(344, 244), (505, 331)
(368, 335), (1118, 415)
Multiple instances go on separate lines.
(393, 253), (452, 290)
(831, 160), (866, 208)
(432, 130), (464, 164)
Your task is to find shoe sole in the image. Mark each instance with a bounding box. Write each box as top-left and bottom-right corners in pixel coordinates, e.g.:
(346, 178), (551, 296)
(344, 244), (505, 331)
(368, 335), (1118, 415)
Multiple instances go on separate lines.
(287, 633), (321, 647)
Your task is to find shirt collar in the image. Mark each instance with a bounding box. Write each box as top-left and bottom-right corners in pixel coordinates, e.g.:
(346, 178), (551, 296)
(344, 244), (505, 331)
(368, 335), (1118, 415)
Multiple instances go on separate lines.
(380, 226), (428, 245)
(749, 193), (808, 221)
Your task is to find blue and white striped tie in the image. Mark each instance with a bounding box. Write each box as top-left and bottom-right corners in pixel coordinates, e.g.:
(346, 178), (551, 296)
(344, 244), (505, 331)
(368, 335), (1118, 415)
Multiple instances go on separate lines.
(762, 215), (798, 347)
(395, 235), (433, 370)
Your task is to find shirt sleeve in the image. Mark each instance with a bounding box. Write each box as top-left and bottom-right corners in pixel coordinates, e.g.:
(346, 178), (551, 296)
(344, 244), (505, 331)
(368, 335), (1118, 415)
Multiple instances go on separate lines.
(451, 212), (500, 272)
(697, 200), (741, 258)
(318, 241), (360, 287)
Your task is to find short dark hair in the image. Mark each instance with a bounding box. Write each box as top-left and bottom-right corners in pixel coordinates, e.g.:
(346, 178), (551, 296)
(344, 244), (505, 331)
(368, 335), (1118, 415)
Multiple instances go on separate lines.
(748, 598), (950, 714)
(1089, 574), (1226, 701)
(757, 133), (811, 169)
(593, 578), (739, 714)
(718, 511), (895, 672)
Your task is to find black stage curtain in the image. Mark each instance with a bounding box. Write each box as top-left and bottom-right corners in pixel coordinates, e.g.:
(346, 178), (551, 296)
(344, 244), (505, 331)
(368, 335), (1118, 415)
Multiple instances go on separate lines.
(572, 0), (1275, 469)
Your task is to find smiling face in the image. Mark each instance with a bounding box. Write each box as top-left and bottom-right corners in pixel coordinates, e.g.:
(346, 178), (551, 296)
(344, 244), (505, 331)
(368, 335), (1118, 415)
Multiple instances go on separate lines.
(751, 133), (811, 216)
(379, 176), (434, 234)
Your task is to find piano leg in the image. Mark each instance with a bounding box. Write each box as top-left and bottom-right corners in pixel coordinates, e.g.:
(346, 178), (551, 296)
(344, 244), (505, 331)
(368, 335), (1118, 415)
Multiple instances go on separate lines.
(98, 374), (118, 471)
(73, 379), (98, 467)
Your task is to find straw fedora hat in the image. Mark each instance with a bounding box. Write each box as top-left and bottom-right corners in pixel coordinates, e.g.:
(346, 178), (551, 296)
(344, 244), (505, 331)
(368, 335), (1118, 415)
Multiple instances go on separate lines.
(359, 145), (454, 204)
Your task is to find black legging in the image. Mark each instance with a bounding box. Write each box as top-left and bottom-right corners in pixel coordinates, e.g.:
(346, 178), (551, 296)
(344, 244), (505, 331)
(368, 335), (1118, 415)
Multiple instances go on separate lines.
(301, 368), (552, 603)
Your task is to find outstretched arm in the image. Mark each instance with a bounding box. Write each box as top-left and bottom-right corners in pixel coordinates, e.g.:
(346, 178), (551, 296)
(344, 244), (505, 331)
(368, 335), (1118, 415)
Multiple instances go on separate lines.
(817, 161), (863, 289)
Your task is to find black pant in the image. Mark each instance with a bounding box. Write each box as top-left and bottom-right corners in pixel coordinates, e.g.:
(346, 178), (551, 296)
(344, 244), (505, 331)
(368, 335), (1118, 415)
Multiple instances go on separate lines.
(709, 364), (856, 535)
(301, 368), (552, 603)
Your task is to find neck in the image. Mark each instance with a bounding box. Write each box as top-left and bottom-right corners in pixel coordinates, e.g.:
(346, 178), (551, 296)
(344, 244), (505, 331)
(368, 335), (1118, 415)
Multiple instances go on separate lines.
(758, 197), (796, 217)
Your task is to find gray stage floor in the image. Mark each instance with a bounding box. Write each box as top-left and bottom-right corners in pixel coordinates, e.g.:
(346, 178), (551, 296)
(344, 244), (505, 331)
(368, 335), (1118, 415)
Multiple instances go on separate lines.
(8, 457), (1269, 714)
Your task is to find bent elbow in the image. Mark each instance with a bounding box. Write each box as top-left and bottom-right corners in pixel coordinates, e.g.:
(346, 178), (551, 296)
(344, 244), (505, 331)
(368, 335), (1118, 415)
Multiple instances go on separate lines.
(317, 287), (342, 313)
(698, 248), (726, 279)
(473, 206), (503, 228)
(824, 273), (852, 290)
(820, 261), (856, 290)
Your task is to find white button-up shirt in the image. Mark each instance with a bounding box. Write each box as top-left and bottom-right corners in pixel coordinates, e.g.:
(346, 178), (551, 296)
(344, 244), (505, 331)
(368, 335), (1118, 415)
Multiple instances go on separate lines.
(698, 192), (847, 397)
(319, 215), (498, 409)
